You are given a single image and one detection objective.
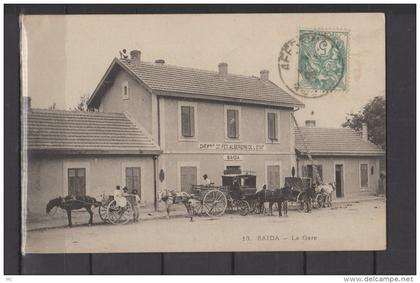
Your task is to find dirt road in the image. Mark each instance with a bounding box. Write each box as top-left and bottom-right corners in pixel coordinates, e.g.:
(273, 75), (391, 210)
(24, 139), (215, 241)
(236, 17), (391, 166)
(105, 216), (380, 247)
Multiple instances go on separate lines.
(24, 199), (386, 253)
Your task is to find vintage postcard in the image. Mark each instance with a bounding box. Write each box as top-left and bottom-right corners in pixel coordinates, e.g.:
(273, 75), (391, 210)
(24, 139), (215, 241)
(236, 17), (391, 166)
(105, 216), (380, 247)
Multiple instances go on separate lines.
(20, 13), (386, 253)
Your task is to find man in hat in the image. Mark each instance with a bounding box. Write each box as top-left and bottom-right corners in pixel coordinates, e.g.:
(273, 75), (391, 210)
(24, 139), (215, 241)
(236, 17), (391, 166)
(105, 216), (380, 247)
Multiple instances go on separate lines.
(202, 174), (211, 186)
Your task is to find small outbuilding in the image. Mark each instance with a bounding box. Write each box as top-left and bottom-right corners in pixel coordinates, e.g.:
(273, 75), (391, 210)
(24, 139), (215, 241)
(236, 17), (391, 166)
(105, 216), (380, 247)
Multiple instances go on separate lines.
(22, 108), (161, 219)
(295, 122), (384, 200)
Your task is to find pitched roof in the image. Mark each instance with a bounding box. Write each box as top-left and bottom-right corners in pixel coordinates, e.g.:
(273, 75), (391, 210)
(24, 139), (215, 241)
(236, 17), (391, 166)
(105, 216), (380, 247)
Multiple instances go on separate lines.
(23, 109), (161, 155)
(88, 58), (304, 109)
(295, 127), (384, 157)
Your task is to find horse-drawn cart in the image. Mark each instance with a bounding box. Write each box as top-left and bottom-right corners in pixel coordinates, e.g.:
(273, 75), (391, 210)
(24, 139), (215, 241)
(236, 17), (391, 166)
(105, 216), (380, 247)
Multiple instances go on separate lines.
(98, 194), (135, 225)
(190, 171), (258, 217)
(285, 177), (313, 211)
(284, 177), (327, 210)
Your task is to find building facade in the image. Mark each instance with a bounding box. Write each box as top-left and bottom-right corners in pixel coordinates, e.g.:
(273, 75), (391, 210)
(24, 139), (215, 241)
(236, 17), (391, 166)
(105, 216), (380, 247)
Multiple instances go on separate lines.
(23, 50), (384, 219)
(22, 108), (160, 218)
(87, 50), (304, 200)
(295, 123), (384, 199)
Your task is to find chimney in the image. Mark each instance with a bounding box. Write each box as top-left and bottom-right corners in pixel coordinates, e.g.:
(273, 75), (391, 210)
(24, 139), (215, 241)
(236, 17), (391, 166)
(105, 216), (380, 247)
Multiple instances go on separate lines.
(130, 50), (141, 66)
(260, 70), (269, 81)
(218, 62), (228, 77)
(362, 123), (368, 141)
(305, 120), (316, 127)
(155, 59), (165, 65)
(22, 96), (31, 111)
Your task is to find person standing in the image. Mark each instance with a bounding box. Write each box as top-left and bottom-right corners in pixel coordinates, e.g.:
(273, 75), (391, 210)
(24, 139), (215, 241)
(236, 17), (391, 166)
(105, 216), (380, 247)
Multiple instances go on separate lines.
(131, 189), (141, 222)
(113, 185), (127, 208)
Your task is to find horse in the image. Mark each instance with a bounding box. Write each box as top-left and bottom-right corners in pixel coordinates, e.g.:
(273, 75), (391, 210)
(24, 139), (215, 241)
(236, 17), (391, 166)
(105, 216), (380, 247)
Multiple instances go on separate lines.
(290, 185), (316, 213)
(315, 182), (336, 207)
(256, 186), (293, 216)
(46, 195), (100, 227)
(158, 189), (196, 221)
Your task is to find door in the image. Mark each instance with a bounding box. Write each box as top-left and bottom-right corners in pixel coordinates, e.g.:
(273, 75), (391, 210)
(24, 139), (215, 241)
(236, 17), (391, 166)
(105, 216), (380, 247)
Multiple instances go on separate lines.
(335, 164), (344, 198)
(267, 165), (281, 189)
(68, 168), (86, 196)
(180, 166), (197, 193)
(360, 164), (369, 190)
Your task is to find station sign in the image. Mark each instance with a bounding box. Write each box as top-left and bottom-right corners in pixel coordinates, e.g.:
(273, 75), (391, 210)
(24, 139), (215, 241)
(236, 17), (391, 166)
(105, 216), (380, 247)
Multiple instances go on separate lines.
(223, 155), (242, 161)
(199, 143), (266, 152)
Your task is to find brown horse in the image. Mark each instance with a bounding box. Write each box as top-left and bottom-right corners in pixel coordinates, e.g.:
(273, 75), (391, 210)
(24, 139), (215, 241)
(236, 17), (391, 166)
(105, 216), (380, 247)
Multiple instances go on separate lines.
(256, 186), (293, 216)
(46, 195), (100, 227)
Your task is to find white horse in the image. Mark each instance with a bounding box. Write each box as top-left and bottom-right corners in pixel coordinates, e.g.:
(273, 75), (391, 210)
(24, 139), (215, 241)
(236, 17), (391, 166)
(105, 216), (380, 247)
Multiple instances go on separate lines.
(158, 189), (197, 221)
(315, 183), (336, 207)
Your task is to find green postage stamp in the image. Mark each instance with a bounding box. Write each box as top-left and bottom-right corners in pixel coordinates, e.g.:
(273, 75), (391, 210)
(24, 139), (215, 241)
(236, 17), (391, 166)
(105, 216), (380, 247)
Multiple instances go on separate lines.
(298, 30), (348, 91)
(279, 29), (349, 98)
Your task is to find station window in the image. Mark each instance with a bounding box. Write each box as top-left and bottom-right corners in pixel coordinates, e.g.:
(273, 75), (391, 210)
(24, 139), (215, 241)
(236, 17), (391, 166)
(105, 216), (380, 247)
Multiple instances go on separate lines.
(68, 168), (86, 196)
(181, 106), (195, 137)
(302, 165), (323, 184)
(125, 167), (141, 196)
(225, 106), (241, 140)
(178, 102), (198, 140)
(267, 112), (278, 141)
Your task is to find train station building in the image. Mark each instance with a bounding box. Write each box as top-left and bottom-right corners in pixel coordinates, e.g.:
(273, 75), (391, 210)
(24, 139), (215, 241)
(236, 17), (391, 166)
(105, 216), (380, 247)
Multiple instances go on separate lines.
(86, 50), (304, 197)
(22, 50), (384, 218)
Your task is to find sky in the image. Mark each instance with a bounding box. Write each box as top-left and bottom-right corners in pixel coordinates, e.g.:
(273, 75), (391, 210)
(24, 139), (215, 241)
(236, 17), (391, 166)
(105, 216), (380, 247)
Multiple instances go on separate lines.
(21, 14), (385, 127)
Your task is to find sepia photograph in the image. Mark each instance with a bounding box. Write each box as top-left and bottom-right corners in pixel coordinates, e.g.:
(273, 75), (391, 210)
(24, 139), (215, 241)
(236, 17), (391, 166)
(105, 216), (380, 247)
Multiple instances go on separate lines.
(20, 13), (386, 253)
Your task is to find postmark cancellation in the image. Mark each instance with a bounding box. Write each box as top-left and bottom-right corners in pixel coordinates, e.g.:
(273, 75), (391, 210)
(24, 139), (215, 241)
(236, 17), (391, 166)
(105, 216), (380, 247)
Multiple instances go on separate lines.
(279, 29), (349, 98)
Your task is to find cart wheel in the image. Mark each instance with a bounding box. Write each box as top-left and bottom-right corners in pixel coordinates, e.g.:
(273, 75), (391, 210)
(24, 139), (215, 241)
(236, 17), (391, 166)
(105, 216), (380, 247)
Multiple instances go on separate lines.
(203, 190), (227, 217)
(297, 193), (305, 212)
(316, 194), (324, 208)
(107, 200), (133, 225)
(98, 204), (109, 223)
(248, 200), (258, 214)
(237, 200), (250, 216)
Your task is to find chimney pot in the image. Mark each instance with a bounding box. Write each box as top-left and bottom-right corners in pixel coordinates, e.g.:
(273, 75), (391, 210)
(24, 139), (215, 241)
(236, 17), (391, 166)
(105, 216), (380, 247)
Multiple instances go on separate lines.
(260, 70), (269, 81)
(155, 59), (165, 65)
(218, 62), (228, 77)
(130, 50), (141, 66)
(362, 123), (368, 141)
(305, 120), (316, 127)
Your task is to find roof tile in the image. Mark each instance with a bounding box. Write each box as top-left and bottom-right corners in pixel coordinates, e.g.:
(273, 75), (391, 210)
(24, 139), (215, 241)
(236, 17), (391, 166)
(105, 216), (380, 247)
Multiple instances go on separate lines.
(295, 127), (384, 156)
(118, 58), (303, 108)
(23, 109), (160, 154)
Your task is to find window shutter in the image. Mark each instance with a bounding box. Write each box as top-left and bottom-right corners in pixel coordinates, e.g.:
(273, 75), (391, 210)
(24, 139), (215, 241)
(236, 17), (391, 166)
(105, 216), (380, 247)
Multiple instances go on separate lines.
(189, 107), (195, 137)
(234, 110), (239, 138)
(302, 165), (308, 177)
(126, 167), (131, 191)
(316, 165), (323, 182)
(227, 109), (239, 138)
(181, 106), (193, 137)
(227, 110), (234, 138)
(268, 112), (277, 140)
(307, 165), (313, 180)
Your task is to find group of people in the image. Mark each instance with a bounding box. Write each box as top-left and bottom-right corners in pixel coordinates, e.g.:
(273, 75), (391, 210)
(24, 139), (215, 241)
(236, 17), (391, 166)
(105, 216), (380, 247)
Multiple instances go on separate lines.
(113, 185), (141, 222)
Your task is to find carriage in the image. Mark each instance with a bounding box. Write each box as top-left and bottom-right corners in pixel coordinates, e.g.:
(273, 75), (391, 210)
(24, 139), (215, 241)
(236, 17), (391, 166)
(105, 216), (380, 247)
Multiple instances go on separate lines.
(98, 194), (135, 225)
(190, 170), (258, 217)
(284, 177), (326, 210)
